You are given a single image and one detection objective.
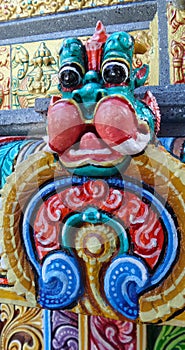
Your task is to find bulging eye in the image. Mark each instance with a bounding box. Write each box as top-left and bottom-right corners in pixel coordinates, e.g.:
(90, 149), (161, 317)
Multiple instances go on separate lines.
(58, 65), (82, 88)
(102, 61), (129, 84)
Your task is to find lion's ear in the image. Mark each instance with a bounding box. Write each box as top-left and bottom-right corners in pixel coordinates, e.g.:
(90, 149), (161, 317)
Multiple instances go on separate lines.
(133, 64), (149, 88)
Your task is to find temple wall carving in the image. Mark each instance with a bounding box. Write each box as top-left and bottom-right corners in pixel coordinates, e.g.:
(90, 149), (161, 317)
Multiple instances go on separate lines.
(0, 1), (185, 349)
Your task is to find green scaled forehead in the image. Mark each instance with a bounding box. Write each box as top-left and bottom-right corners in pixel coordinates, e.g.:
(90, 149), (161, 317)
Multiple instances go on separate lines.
(102, 32), (134, 69)
(59, 38), (86, 74)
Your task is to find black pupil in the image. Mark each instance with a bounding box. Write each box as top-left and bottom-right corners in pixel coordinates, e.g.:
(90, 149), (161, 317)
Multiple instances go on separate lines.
(60, 69), (79, 88)
(103, 64), (127, 84)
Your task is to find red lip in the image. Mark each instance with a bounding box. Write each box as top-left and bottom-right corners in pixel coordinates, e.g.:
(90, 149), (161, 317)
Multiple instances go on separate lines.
(59, 132), (124, 167)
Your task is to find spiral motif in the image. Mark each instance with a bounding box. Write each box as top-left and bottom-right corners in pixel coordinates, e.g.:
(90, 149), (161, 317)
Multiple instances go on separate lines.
(83, 179), (109, 199)
(102, 189), (123, 211)
(52, 325), (78, 350)
(104, 254), (149, 320)
(38, 252), (83, 309)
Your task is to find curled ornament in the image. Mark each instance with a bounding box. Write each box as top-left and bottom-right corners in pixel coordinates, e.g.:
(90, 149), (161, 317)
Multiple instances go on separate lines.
(104, 254), (149, 320)
(38, 251), (83, 309)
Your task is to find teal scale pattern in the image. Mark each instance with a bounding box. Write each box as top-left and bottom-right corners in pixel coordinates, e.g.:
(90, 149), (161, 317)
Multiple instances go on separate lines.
(0, 139), (34, 189)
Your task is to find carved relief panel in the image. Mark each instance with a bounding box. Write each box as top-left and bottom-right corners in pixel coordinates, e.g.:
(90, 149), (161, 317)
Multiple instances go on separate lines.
(0, 304), (43, 350)
(168, 3), (185, 83)
(0, 0), (147, 21)
(0, 46), (10, 110)
(12, 41), (60, 108)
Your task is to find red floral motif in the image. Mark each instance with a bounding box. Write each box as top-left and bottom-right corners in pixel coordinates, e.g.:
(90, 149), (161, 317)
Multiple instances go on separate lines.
(102, 188), (123, 211)
(34, 180), (164, 267)
(34, 204), (61, 259)
(61, 179), (109, 210)
(89, 315), (136, 350)
(117, 192), (164, 268)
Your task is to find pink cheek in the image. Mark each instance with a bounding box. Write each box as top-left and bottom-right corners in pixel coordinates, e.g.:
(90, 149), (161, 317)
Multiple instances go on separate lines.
(94, 97), (138, 147)
(47, 100), (85, 154)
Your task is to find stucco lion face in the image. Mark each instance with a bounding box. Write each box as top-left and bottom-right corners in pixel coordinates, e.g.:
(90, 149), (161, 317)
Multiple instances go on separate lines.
(47, 23), (155, 176)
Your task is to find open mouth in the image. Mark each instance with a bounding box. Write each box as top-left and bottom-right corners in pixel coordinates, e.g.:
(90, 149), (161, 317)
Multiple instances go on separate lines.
(59, 131), (125, 167)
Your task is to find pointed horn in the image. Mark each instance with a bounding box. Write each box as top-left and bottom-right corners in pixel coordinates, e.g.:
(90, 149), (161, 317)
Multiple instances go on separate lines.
(85, 21), (108, 71)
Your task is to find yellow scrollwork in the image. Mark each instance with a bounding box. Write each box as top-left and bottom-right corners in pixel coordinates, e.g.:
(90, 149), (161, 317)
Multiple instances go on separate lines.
(125, 144), (185, 323)
(1, 151), (65, 305)
(0, 303), (43, 349)
(0, 46), (10, 109)
(0, 0), (143, 21)
(74, 223), (120, 319)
